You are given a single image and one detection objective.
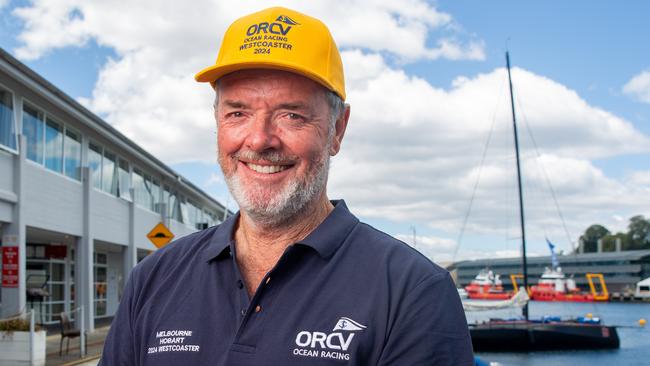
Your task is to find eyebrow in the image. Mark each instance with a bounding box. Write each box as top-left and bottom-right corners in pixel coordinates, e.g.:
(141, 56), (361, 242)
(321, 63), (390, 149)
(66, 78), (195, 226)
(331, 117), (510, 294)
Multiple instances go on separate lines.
(222, 100), (249, 109)
(276, 102), (310, 111)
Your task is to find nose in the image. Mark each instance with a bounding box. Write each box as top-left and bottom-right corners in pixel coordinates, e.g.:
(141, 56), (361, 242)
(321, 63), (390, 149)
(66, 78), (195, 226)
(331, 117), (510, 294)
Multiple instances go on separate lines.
(244, 113), (280, 152)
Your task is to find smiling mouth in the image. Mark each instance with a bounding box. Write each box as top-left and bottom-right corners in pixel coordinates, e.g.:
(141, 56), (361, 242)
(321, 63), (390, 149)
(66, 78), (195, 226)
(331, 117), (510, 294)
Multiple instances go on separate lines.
(244, 162), (291, 174)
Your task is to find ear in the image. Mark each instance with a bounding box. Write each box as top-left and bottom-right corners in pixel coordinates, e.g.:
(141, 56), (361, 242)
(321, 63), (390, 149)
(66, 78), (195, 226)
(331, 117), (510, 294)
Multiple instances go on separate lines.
(329, 104), (350, 156)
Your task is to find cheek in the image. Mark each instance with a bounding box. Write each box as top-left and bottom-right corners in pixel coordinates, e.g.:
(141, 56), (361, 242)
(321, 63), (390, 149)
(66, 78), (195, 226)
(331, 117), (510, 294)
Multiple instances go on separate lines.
(216, 126), (241, 155)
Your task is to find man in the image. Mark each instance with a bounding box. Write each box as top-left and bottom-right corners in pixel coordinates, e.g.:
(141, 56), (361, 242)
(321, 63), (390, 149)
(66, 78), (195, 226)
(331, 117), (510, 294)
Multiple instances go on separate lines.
(100, 7), (473, 365)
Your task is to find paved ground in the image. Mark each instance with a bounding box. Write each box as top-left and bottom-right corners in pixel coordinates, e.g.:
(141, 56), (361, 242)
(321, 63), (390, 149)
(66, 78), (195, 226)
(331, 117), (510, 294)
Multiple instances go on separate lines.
(44, 324), (108, 366)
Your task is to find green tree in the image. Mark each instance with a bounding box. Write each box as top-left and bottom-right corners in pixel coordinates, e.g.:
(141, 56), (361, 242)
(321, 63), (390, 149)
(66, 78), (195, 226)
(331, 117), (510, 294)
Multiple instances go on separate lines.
(579, 224), (610, 253)
(626, 215), (650, 250)
(602, 233), (629, 251)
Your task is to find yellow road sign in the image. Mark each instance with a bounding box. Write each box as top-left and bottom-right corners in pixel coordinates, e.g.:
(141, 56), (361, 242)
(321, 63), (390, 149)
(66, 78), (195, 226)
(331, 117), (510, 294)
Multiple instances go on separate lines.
(147, 222), (174, 248)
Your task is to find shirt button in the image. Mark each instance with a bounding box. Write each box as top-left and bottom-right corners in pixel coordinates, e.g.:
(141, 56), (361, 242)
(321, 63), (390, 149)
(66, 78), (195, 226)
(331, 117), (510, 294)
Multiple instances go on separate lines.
(237, 280), (243, 289)
(240, 308), (246, 316)
(255, 305), (262, 313)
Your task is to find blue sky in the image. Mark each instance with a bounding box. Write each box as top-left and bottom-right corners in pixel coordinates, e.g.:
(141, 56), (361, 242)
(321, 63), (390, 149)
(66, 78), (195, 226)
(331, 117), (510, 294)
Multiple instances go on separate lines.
(1, 1), (649, 263)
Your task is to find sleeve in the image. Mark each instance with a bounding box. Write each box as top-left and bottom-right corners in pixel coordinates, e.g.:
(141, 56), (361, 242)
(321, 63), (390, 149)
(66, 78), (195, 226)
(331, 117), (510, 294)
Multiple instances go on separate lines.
(98, 267), (139, 366)
(377, 271), (475, 366)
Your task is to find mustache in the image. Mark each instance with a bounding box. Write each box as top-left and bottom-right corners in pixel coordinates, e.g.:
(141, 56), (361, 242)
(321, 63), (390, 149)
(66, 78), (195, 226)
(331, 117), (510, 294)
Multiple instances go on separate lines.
(233, 150), (298, 164)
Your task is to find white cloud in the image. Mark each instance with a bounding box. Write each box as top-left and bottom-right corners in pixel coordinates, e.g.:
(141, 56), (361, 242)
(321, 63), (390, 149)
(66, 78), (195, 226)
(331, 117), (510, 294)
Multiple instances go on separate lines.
(204, 172), (222, 187)
(8, 0), (650, 260)
(0, 0), (9, 10)
(623, 70), (650, 103)
(330, 51), (650, 252)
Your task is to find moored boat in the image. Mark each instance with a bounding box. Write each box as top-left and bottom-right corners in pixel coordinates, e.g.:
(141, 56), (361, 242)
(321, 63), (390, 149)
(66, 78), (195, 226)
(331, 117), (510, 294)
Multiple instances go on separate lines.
(470, 316), (619, 351)
(465, 269), (513, 300)
(530, 267), (599, 302)
(528, 240), (609, 302)
(466, 51), (619, 352)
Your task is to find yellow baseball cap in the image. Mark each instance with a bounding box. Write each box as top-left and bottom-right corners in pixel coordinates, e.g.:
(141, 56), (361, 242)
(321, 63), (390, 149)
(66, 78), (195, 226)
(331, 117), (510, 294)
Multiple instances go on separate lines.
(195, 7), (346, 100)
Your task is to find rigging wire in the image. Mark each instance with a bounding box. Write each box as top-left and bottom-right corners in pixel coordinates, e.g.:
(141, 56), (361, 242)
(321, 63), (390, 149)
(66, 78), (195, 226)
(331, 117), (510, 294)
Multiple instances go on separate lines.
(514, 91), (576, 253)
(452, 72), (508, 263)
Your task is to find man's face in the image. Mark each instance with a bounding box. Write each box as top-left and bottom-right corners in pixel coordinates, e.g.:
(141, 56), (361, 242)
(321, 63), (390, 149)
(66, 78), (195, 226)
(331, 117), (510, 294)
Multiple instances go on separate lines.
(215, 69), (343, 225)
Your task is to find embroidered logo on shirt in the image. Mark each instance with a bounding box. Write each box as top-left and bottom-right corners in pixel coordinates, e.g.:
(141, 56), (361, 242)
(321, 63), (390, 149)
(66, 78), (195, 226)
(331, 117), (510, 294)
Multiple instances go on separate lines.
(146, 329), (200, 355)
(292, 317), (367, 361)
(333, 317), (367, 331)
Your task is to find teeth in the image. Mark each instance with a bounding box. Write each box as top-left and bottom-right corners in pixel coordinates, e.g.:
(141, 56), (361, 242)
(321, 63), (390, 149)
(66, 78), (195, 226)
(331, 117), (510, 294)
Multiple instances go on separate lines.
(246, 163), (289, 174)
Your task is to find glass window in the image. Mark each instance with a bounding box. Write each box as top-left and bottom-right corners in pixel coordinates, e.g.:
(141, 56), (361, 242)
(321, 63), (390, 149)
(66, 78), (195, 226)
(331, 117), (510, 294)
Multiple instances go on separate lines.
(44, 118), (63, 173)
(102, 150), (118, 195)
(169, 192), (182, 222)
(51, 262), (65, 281)
(151, 180), (161, 212)
(64, 128), (81, 180)
(118, 158), (131, 200)
(94, 252), (107, 265)
(22, 104), (44, 163)
(180, 199), (190, 225)
(133, 168), (146, 208)
(0, 88), (17, 150)
(163, 187), (170, 215)
(88, 143), (103, 189)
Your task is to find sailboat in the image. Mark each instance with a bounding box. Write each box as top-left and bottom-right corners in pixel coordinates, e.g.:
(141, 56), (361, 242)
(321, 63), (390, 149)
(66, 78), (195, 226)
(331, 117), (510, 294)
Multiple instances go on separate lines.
(468, 52), (619, 351)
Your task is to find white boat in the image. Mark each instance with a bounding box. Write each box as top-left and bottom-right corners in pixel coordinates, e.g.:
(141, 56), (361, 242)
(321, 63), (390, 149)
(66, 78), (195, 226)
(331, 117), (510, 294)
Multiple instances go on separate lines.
(635, 277), (650, 299)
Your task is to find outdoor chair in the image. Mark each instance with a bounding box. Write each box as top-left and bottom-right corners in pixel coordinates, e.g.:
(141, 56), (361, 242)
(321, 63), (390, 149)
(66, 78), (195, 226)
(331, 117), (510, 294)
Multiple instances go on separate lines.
(58, 312), (86, 356)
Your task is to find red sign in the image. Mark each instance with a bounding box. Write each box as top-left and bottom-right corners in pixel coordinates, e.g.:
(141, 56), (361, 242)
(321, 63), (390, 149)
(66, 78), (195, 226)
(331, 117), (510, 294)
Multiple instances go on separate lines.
(2, 246), (19, 288)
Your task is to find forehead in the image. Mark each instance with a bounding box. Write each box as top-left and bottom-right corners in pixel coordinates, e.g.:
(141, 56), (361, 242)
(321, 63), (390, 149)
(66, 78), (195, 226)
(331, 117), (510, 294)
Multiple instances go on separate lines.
(217, 69), (328, 101)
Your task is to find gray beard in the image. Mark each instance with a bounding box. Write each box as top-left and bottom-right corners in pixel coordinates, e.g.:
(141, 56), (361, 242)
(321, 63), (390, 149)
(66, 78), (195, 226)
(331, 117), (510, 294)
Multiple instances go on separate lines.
(223, 153), (330, 228)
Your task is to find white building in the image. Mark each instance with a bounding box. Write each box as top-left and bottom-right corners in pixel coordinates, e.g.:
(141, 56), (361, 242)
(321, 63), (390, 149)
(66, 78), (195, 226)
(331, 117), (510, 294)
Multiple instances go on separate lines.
(0, 48), (229, 331)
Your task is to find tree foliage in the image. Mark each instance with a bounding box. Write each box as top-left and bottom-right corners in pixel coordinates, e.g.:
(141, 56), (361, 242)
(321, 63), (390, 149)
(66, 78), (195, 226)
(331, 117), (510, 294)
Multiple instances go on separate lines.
(580, 216), (650, 253)
(579, 224), (610, 253)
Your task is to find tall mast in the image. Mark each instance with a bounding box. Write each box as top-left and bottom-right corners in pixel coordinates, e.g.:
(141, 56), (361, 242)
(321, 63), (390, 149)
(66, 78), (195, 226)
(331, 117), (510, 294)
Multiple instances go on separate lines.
(506, 51), (529, 321)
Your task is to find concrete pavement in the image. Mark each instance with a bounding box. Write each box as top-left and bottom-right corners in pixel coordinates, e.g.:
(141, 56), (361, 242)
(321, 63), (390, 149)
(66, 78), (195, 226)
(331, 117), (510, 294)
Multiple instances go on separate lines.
(44, 324), (108, 366)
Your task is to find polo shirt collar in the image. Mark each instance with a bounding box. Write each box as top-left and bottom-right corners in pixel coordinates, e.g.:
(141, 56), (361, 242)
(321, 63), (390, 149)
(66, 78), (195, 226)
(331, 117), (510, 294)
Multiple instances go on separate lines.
(203, 200), (358, 262)
(296, 200), (359, 258)
(203, 212), (238, 262)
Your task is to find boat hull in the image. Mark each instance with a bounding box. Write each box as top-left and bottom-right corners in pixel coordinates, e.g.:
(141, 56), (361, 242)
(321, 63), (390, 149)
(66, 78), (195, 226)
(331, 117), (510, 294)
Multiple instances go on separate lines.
(467, 292), (513, 300)
(470, 321), (620, 351)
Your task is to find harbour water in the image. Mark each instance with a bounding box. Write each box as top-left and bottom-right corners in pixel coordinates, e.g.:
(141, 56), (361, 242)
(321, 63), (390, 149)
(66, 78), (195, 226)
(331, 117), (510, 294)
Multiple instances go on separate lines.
(467, 301), (650, 365)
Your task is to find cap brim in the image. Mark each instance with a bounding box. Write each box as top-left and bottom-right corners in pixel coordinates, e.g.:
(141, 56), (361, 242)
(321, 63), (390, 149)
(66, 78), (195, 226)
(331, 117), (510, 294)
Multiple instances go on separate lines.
(194, 60), (345, 100)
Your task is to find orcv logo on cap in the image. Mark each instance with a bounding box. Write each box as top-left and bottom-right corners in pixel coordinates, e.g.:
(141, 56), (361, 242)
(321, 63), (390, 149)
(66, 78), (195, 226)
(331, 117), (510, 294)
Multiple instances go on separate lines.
(195, 7), (346, 100)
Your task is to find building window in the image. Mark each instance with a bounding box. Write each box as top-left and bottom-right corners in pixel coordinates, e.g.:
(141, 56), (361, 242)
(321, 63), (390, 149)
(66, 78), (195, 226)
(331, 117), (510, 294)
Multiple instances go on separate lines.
(118, 158), (131, 201)
(94, 252), (108, 317)
(102, 150), (118, 195)
(151, 179), (160, 212)
(22, 103), (44, 163)
(0, 87), (17, 151)
(168, 190), (183, 222)
(44, 118), (64, 173)
(180, 200), (190, 226)
(64, 128), (81, 180)
(162, 187), (170, 215)
(132, 168), (146, 208)
(133, 169), (160, 211)
(88, 143), (103, 189)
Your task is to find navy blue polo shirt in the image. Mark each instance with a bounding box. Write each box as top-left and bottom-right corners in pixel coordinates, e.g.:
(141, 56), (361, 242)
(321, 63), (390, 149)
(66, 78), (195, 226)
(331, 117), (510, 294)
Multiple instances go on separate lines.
(100, 200), (473, 365)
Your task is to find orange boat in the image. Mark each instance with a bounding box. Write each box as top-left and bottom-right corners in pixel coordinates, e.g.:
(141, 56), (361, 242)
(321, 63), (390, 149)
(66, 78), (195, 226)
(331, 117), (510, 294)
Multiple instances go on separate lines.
(529, 267), (609, 302)
(465, 269), (513, 300)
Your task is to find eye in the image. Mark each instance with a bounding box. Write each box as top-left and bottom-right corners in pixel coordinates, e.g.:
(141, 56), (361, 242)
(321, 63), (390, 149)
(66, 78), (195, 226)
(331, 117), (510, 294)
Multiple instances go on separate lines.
(282, 112), (305, 122)
(226, 111), (244, 118)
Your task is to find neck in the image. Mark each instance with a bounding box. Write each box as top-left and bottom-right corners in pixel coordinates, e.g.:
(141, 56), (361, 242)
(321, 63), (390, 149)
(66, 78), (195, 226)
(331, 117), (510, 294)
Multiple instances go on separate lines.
(234, 195), (334, 295)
